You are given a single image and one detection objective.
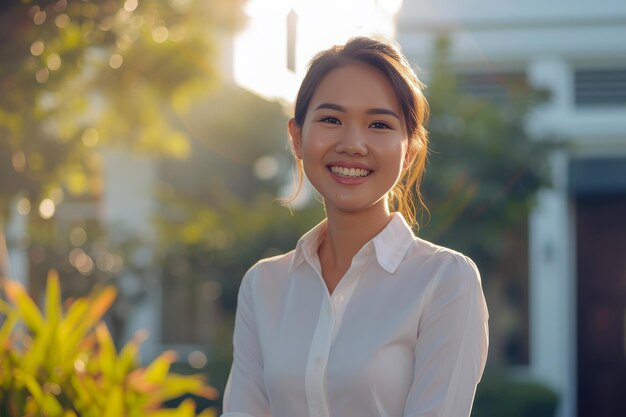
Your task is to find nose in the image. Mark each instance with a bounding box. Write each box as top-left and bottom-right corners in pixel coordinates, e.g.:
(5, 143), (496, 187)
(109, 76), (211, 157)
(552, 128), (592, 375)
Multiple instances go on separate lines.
(335, 125), (368, 156)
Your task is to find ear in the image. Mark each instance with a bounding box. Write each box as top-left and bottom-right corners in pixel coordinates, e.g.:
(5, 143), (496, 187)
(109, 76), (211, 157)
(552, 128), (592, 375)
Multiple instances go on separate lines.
(288, 118), (303, 159)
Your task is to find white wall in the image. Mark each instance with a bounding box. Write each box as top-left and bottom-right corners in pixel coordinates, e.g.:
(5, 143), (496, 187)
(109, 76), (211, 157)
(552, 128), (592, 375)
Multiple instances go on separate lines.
(398, 0), (626, 68)
(399, 0), (626, 22)
(529, 153), (576, 417)
(100, 148), (162, 361)
(5, 199), (29, 285)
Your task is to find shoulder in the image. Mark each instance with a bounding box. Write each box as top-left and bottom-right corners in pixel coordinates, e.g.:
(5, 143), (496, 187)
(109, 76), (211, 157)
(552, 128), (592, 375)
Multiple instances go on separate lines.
(405, 237), (482, 291)
(236, 251), (297, 314)
(407, 238), (488, 321)
(240, 250), (296, 289)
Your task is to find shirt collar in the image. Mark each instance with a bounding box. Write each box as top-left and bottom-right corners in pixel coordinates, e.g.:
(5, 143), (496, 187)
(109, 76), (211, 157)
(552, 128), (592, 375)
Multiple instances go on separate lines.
(371, 212), (416, 274)
(289, 212), (415, 275)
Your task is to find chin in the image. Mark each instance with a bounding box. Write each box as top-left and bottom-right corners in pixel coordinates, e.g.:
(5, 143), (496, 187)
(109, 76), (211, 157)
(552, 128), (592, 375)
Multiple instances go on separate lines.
(326, 198), (383, 214)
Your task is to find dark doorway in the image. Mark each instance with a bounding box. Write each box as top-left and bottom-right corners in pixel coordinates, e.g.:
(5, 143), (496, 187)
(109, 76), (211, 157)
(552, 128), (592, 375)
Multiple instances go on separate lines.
(577, 194), (626, 417)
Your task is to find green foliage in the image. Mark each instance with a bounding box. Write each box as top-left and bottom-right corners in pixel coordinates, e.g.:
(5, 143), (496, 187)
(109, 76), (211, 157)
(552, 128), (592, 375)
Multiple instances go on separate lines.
(0, 0), (243, 216)
(0, 0), (244, 336)
(0, 270), (218, 417)
(421, 37), (559, 267)
(160, 84), (292, 203)
(472, 372), (559, 417)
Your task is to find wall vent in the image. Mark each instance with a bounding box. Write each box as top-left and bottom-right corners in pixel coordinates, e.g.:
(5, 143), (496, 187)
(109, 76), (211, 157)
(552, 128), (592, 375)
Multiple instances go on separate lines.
(575, 68), (626, 107)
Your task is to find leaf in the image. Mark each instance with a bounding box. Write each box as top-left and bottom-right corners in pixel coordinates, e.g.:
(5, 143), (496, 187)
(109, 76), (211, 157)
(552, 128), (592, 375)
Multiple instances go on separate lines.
(116, 330), (146, 380)
(59, 298), (89, 359)
(75, 372), (106, 411)
(69, 373), (93, 411)
(197, 407), (218, 417)
(95, 322), (116, 382)
(127, 369), (159, 395)
(154, 374), (218, 404)
(0, 310), (19, 349)
(103, 386), (124, 417)
(45, 269), (62, 326)
(0, 298), (13, 315)
(59, 286), (116, 360)
(22, 373), (64, 416)
(143, 350), (177, 384)
(60, 298), (89, 334)
(44, 270), (63, 369)
(21, 320), (54, 375)
(85, 286), (117, 325)
(3, 280), (45, 334)
(146, 398), (196, 417)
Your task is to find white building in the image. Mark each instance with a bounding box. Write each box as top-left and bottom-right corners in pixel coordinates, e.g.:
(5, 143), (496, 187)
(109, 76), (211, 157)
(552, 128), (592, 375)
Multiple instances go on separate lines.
(397, 1), (626, 416)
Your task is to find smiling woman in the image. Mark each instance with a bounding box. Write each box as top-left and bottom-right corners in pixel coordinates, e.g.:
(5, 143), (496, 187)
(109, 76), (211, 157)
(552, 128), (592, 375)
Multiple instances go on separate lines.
(221, 36), (489, 417)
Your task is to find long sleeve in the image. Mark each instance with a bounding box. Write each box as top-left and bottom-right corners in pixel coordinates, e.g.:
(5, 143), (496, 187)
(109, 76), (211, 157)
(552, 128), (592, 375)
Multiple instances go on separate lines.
(403, 255), (489, 417)
(222, 268), (271, 417)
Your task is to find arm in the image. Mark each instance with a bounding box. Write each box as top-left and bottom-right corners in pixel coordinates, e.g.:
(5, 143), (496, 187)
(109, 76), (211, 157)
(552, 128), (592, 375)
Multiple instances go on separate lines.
(403, 255), (489, 417)
(221, 268), (271, 417)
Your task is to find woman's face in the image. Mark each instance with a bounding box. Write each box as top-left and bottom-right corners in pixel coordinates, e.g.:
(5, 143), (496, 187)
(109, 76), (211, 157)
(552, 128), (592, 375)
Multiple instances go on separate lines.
(289, 62), (414, 217)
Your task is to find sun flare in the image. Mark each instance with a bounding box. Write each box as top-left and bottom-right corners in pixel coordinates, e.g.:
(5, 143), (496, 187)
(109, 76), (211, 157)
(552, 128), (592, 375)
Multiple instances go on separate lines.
(234, 0), (403, 102)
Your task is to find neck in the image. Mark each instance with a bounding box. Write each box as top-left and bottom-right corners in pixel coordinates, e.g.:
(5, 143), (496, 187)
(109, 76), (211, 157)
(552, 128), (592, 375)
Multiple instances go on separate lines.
(320, 203), (393, 268)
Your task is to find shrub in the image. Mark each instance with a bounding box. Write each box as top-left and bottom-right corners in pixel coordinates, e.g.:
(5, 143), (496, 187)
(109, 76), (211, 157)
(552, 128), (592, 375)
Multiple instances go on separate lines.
(472, 372), (559, 417)
(0, 270), (217, 417)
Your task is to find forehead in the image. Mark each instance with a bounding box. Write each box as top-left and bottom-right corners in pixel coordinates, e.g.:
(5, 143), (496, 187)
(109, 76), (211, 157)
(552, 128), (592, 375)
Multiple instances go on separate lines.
(309, 62), (401, 113)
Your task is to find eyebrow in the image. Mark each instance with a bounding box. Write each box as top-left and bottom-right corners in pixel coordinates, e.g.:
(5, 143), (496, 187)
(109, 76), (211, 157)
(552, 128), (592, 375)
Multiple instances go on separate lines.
(313, 102), (400, 120)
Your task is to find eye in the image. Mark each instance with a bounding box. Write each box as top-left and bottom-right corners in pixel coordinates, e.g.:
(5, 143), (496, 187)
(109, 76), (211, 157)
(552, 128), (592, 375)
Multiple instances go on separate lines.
(370, 121), (391, 129)
(320, 116), (341, 124)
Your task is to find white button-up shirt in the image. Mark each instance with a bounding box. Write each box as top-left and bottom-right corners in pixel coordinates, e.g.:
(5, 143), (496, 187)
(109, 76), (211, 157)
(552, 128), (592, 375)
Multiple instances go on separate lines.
(222, 213), (489, 417)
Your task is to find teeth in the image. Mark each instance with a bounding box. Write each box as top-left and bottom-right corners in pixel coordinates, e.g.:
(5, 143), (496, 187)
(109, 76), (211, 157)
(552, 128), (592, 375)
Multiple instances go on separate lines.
(330, 166), (371, 178)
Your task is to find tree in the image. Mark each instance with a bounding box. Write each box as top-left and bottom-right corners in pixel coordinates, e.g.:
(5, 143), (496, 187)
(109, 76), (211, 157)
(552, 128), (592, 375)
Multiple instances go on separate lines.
(0, 0), (243, 280)
(419, 37), (559, 365)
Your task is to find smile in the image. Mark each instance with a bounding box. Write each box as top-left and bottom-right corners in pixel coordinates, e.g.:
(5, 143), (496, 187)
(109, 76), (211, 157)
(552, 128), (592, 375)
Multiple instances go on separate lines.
(329, 166), (372, 178)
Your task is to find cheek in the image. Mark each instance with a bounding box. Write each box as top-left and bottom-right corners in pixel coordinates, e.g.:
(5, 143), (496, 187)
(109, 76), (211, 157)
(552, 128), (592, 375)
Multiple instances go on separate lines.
(302, 128), (334, 156)
(381, 141), (408, 167)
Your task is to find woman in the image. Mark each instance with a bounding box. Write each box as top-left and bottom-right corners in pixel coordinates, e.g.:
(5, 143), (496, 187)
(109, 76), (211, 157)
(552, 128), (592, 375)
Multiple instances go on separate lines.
(222, 36), (489, 417)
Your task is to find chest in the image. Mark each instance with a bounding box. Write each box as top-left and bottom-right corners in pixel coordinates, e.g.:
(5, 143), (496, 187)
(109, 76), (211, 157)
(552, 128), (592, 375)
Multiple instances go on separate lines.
(259, 270), (426, 415)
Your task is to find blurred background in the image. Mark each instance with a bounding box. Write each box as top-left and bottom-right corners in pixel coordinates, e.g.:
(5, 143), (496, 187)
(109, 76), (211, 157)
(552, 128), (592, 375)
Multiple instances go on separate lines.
(1, 0), (625, 416)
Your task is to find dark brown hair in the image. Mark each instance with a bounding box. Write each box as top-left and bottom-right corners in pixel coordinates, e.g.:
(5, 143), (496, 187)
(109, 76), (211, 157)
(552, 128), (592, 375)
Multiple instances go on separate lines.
(287, 36), (429, 227)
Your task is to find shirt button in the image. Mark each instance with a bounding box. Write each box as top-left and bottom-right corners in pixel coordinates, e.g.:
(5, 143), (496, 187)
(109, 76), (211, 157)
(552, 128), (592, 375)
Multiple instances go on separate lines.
(335, 294), (345, 304)
(315, 357), (323, 367)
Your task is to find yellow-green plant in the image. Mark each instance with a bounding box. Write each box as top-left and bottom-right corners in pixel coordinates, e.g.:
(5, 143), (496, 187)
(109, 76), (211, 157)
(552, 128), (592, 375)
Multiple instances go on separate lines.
(0, 270), (217, 417)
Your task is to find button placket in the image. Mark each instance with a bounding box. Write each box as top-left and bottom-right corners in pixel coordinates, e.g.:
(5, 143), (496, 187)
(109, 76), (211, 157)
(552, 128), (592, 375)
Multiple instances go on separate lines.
(329, 254), (375, 342)
(305, 295), (334, 417)
(304, 242), (375, 417)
